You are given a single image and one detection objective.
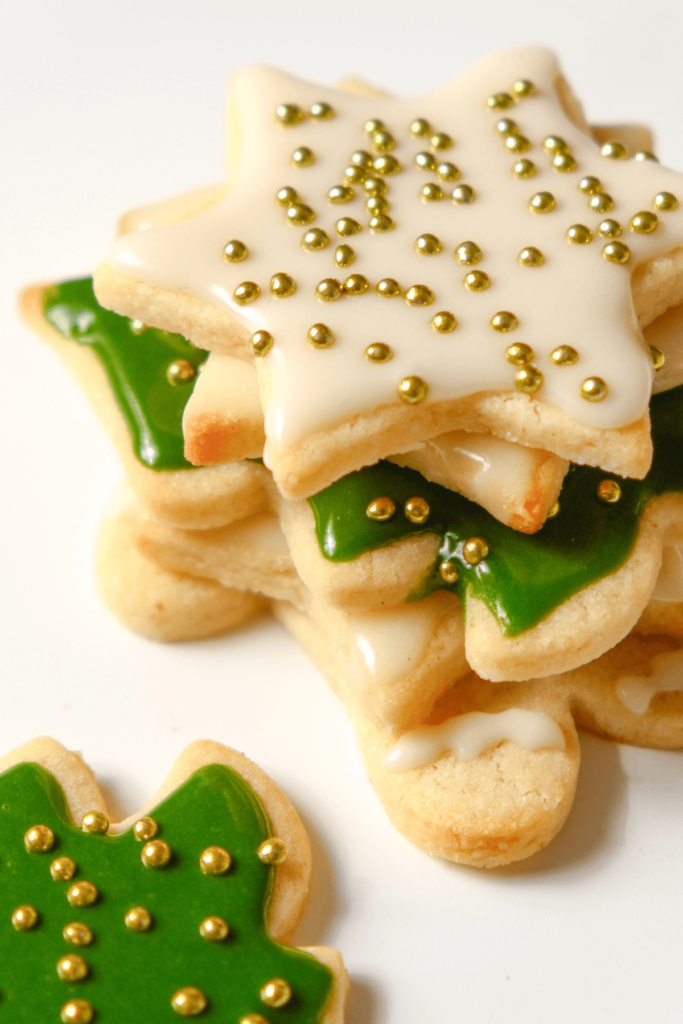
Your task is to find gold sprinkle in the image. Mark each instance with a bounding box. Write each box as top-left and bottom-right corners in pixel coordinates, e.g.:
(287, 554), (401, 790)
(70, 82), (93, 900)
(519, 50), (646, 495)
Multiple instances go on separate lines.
(410, 118), (431, 137)
(12, 905), (38, 930)
(506, 343), (534, 366)
(129, 319), (146, 334)
(363, 176), (388, 197)
(276, 104), (304, 126)
(487, 93), (514, 110)
(598, 219), (622, 238)
(223, 239), (248, 262)
(414, 151), (437, 171)
(240, 1017), (270, 1024)
(416, 233), (442, 256)
(373, 155), (402, 175)
(547, 501), (560, 519)
(51, 857), (77, 881)
(200, 916), (229, 942)
(167, 360), (195, 385)
(513, 158), (537, 178)
(336, 217), (362, 236)
(257, 837), (288, 864)
(405, 497), (430, 524)
(551, 345), (579, 366)
(529, 191), (555, 213)
(261, 979), (292, 1008)
(553, 153), (577, 172)
(650, 345), (666, 371)
(327, 184), (355, 204)
(543, 135), (569, 154)
(454, 241), (482, 265)
(310, 101), (333, 119)
(430, 132), (453, 151)
(302, 228), (329, 251)
(601, 140), (628, 159)
(335, 244), (355, 268)
(518, 246), (544, 267)
(598, 480), (622, 503)
(60, 999), (94, 1024)
(285, 202), (315, 225)
(436, 162), (460, 181)
(251, 331), (274, 357)
(63, 923), (92, 947)
(366, 497), (396, 522)
(67, 882), (98, 908)
(588, 193), (614, 213)
(566, 224), (593, 244)
(602, 241), (631, 264)
(630, 211), (658, 234)
(581, 377), (608, 401)
(141, 840), (171, 869)
(270, 273), (296, 298)
(292, 146), (314, 167)
(495, 118), (518, 136)
(579, 175), (602, 195)
(372, 129), (395, 153)
(364, 118), (384, 134)
(276, 186), (299, 207)
(125, 906), (152, 931)
(431, 311), (457, 333)
(171, 987), (208, 1016)
(351, 150), (374, 169)
(654, 191), (678, 211)
(133, 817), (159, 842)
(515, 366), (544, 393)
(439, 561), (459, 584)
(233, 282), (260, 305)
(376, 278), (402, 298)
(463, 538), (489, 565)
(199, 846), (232, 876)
(513, 79), (536, 98)
(420, 183), (444, 202)
(344, 164), (367, 185)
(505, 134), (531, 154)
(81, 810), (109, 834)
(463, 271), (490, 292)
(316, 279), (343, 301)
(491, 311), (518, 332)
(369, 214), (395, 232)
(405, 285), (434, 306)
(308, 323), (335, 348)
(634, 150), (658, 162)
(366, 195), (389, 216)
(344, 274), (370, 295)
(365, 343), (393, 362)
(57, 954), (88, 983)
(398, 376), (429, 403)
(451, 184), (476, 204)
(24, 824), (55, 853)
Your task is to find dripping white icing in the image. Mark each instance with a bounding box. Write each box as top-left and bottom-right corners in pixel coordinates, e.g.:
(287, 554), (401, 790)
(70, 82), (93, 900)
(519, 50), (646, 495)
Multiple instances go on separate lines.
(649, 544), (683, 602)
(616, 648), (683, 714)
(384, 708), (565, 770)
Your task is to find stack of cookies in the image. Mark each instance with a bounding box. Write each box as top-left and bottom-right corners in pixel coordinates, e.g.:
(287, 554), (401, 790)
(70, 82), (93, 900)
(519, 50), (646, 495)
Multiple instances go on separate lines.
(24, 47), (683, 867)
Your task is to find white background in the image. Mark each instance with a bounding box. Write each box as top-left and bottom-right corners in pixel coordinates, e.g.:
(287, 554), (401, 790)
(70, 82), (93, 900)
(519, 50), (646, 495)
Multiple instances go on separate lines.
(4, 2), (683, 1021)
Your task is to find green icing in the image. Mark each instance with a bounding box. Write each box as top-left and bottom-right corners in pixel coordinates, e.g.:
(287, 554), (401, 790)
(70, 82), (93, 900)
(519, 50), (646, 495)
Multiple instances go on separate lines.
(0, 762), (333, 1022)
(42, 278), (205, 471)
(308, 384), (683, 638)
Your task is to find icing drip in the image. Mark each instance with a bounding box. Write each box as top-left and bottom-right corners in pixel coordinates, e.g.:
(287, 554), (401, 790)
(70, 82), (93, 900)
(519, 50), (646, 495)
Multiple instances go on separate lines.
(650, 544), (683, 602)
(616, 649), (683, 714)
(384, 708), (565, 770)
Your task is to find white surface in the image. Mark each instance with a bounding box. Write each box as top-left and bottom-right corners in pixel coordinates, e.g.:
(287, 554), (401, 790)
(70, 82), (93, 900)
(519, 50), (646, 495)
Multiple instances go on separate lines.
(3, 3), (683, 1021)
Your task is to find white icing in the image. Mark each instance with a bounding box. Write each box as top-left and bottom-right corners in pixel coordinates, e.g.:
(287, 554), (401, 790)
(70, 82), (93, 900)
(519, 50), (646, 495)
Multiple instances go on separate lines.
(384, 707), (566, 770)
(650, 544), (683, 602)
(616, 648), (683, 714)
(107, 48), (683, 453)
(347, 591), (459, 690)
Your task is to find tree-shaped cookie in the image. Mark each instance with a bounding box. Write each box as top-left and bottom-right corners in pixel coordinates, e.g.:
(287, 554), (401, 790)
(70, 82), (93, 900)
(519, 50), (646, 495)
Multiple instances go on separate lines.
(0, 738), (347, 1022)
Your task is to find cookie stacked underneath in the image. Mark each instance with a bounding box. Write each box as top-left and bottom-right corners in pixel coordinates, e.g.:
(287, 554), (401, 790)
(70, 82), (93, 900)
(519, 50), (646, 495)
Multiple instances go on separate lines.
(24, 47), (683, 866)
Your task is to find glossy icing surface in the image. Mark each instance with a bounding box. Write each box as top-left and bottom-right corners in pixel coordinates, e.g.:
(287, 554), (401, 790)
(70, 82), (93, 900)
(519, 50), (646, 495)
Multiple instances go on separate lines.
(0, 762), (332, 1021)
(106, 48), (683, 454)
(43, 278), (205, 471)
(309, 384), (683, 637)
